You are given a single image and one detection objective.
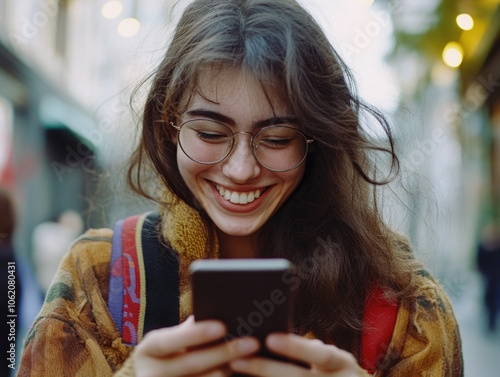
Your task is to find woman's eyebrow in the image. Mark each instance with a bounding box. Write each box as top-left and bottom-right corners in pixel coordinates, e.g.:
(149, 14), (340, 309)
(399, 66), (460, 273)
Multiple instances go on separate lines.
(186, 109), (297, 128)
(186, 109), (235, 125)
(254, 117), (298, 128)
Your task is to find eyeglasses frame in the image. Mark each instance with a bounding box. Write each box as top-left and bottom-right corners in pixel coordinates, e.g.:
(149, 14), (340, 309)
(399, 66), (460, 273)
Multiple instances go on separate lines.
(170, 118), (314, 172)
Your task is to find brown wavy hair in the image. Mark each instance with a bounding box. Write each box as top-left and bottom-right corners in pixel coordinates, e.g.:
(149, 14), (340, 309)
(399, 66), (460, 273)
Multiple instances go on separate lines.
(128, 0), (421, 350)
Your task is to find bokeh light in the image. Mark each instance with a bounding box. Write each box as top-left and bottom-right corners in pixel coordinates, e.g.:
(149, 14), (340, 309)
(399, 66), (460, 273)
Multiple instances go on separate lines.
(442, 42), (464, 68)
(101, 1), (123, 20)
(456, 13), (474, 31)
(117, 18), (141, 37)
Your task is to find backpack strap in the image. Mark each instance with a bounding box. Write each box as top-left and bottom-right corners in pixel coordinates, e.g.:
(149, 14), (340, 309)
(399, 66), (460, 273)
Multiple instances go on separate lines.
(108, 212), (180, 346)
(360, 285), (399, 374)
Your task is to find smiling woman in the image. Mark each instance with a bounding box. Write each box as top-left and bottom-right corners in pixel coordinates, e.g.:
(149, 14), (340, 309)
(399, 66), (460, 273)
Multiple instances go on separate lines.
(18, 0), (463, 376)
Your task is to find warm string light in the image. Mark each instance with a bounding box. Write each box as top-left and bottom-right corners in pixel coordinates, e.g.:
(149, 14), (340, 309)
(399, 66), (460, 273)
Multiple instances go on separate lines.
(456, 13), (474, 31)
(117, 18), (141, 37)
(101, 1), (141, 38)
(439, 14), (473, 69)
(442, 42), (464, 68)
(101, 1), (123, 20)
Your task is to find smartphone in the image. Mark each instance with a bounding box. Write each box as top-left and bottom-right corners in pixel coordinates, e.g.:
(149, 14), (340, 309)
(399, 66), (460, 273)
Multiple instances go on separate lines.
(190, 258), (294, 360)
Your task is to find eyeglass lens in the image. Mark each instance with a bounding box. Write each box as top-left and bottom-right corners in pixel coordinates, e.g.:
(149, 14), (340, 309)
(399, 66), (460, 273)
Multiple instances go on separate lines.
(177, 119), (310, 172)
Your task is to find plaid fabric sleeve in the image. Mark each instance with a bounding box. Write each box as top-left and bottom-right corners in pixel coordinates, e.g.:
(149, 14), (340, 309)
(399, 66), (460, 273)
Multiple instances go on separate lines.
(17, 229), (133, 376)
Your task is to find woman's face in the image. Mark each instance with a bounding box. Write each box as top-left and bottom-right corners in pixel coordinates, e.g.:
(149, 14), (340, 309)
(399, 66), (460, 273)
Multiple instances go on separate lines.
(176, 68), (306, 237)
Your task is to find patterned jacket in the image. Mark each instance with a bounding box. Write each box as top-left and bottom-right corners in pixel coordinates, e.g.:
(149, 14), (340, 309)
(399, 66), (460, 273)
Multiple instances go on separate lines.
(17, 193), (463, 376)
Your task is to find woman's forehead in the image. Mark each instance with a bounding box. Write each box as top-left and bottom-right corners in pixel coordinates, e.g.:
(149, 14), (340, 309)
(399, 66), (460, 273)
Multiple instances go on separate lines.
(182, 66), (290, 113)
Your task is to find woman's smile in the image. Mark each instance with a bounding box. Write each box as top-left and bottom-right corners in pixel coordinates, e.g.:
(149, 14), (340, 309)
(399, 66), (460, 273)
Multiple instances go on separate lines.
(214, 184), (263, 205)
(210, 182), (272, 214)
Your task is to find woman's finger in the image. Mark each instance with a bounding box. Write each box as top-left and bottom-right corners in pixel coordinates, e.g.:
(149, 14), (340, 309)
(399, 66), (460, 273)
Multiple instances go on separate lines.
(230, 356), (308, 377)
(265, 333), (357, 371)
(136, 318), (226, 357)
(167, 337), (260, 376)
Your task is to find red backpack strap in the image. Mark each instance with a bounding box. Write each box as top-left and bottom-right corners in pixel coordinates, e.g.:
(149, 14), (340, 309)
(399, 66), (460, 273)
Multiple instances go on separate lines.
(360, 285), (399, 374)
(108, 214), (147, 345)
(108, 212), (180, 346)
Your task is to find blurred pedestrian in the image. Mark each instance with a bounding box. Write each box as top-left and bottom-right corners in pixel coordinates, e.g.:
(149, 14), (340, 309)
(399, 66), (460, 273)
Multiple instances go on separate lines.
(0, 187), (23, 376)
(32, 210), (83, 295)
(477, 222), (500, 331)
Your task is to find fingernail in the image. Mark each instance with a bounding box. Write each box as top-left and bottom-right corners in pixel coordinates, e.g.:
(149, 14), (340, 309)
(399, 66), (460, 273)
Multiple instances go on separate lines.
(231, 359), (249, 370)
(267, 334), (286, 349)
(236, 338), (259, 353)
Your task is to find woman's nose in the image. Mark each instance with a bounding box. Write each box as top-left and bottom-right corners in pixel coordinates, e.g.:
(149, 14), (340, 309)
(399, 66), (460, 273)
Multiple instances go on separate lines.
(221, 133), (261, 183)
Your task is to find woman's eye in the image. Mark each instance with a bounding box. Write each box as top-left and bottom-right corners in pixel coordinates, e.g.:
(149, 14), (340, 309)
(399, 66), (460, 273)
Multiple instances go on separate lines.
(260, 138), (293, 147)
(197, 131), (229, 142)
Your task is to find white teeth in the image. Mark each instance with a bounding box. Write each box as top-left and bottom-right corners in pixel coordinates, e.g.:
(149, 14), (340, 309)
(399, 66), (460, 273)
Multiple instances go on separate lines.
(239, 193), (248, 204)
(230, 192), (239, 204)
(216, 185), (262, 205)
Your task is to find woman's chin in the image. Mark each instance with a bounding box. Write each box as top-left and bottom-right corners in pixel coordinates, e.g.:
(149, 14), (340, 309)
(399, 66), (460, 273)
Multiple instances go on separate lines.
(215, 224), (259, 237)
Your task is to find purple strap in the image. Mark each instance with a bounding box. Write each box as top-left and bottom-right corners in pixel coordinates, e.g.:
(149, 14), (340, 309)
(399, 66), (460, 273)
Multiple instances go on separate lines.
(108, 219), (125, 332)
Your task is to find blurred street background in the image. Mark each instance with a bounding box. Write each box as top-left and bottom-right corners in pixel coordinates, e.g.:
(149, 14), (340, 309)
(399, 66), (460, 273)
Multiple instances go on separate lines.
(0, 0), (499, 375)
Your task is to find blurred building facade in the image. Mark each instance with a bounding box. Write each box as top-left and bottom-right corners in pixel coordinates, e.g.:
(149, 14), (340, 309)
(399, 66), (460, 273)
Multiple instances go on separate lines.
(1, 1), (96, 264)
(459, 3), (500, 226)
(0, 3), (180, 374)
(381, 0), (500, 295)
(0, 0), (178, 264)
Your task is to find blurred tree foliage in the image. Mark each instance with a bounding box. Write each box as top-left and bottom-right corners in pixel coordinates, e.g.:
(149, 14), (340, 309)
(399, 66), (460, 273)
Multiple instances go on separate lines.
(381, 0), (462, 63)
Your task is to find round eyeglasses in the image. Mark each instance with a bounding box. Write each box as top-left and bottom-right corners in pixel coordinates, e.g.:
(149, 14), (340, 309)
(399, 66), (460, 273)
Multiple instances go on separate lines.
(171, 119), (314, 172)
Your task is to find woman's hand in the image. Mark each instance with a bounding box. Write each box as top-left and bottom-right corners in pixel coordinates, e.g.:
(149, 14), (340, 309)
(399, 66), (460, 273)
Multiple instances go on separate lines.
(134, 316), (260, 377)
(229, 333), (362, 377)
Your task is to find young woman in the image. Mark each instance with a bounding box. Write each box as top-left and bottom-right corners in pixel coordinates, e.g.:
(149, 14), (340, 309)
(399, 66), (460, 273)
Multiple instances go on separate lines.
(19, 0), (463, 376)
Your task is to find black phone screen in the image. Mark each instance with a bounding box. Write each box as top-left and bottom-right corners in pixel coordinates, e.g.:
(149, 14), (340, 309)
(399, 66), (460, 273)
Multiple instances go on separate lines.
(190, 258), (294, 360)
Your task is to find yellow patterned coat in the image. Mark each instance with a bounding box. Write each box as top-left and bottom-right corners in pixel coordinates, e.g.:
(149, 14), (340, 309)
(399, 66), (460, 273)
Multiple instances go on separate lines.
(18, 194), (463, 376)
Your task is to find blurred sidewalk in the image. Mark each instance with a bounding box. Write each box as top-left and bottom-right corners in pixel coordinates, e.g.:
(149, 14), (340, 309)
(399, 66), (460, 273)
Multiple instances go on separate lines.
(453, 271), (500, 376)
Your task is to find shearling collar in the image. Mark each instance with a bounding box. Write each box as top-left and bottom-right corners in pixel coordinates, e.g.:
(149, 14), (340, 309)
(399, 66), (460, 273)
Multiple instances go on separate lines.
(159, 188), (220, 320)
(160, 188), (220, 262)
